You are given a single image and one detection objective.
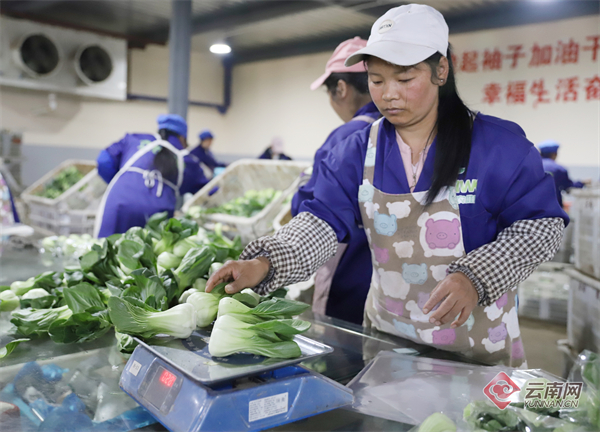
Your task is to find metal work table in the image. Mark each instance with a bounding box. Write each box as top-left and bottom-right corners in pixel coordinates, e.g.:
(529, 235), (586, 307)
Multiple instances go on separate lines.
(0, 243), (476, 432)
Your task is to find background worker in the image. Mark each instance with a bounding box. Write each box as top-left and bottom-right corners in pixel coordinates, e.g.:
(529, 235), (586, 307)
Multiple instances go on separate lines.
(95, 114), (209, 238)
(291, 37), (380, 325)
(538, 140), (589, 208)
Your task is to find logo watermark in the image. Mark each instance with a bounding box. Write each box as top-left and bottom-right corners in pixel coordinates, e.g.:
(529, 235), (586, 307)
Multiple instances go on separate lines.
(483, 372), (520, 410)
(484, 373), (583, 410)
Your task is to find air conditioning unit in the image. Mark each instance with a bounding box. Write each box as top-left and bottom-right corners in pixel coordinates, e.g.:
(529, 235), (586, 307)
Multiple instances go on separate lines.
(0, 16), (127, 100)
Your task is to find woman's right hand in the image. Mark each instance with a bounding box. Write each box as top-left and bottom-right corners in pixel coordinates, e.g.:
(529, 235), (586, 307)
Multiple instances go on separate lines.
(205, 257), (271, 294)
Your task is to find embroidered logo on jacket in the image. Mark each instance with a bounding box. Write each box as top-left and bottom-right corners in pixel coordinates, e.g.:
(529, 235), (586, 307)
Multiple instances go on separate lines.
(455, 179), (478, 204)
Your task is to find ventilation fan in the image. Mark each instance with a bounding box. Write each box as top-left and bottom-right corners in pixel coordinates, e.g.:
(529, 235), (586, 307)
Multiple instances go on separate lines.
(13, 33), (62, 78)
(75, 44), (113, 85)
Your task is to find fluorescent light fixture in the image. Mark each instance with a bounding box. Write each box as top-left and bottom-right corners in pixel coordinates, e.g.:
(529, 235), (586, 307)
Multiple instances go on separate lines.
(210, 43), (231, 54)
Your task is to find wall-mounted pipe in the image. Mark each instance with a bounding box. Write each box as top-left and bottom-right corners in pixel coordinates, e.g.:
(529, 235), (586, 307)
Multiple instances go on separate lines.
(127, 56), (232, 114)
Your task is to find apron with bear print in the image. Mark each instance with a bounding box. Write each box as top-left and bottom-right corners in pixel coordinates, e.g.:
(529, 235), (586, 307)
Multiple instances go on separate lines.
(359, 118), (526, 367)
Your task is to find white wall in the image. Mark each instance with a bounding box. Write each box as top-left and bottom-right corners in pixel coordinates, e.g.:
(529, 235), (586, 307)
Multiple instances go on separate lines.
(1, 14), (598, 174)
(213, 52), (341, 159)
(449, 15), (599, 171)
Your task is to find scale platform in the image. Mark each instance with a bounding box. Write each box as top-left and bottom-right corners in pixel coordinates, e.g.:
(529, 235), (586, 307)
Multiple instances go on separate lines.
(120, 329), (354, 432)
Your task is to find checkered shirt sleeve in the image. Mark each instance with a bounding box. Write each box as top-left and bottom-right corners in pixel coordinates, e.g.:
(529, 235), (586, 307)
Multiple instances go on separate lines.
(239, 212), (338, 295)
(448, 217), (565, 307)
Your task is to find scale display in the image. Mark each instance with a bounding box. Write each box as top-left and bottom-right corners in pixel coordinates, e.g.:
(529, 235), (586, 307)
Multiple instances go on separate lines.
(139, 361), (183, 414)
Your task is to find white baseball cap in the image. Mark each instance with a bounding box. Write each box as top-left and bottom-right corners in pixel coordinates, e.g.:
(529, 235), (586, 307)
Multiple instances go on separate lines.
(345, 4), (449, 67)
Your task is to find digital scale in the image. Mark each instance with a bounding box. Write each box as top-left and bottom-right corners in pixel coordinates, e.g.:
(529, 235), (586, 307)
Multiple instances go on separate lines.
(120, 329), (354, 432)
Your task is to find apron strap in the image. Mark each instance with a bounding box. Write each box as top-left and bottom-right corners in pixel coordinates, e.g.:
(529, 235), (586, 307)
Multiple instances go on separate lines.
(363, 118), (385, 184)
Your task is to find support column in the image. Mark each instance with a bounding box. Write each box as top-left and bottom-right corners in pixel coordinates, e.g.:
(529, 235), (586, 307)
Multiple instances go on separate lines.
(167, 0), (192, 120)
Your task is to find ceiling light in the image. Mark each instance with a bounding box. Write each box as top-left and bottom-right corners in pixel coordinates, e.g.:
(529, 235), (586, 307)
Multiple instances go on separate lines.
(210, 43), (231, 54)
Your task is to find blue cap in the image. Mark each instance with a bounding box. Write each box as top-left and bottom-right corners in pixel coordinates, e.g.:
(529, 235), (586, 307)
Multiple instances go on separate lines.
(199, 129), (214, 141)
(537, 140), (560, 155)
(157, 114), (187, 137)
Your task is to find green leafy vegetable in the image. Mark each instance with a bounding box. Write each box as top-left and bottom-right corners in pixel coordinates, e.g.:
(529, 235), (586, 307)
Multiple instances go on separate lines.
(35, 166), (84, 199)
(115, 331), (138, 354)
(208, 314), (302, 358)
(20, 288), (57, 309)
(10, 277), (35, 296)
(463, 401), (520, 432)
(193, 278), (207, 292)
(188, 189), (282, 218)
(108, 296), (196, 339)
(418, 413), (456, 432)
(0, 338), (30, 358)
(0, 290), (20, 311)
(48, 310), (111, 344)
(157, 252), (182, 270)
(11, 305), (73, 337)
(62, 283), (106, 314)
(232, 288), (261, 308)
(173, 246), (216, 295)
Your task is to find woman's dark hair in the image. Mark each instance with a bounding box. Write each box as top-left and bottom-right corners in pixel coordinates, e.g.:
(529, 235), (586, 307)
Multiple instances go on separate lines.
(154, 128), (179, 182)
(324, 72), (369, 95)
(422, 46), (473, 205)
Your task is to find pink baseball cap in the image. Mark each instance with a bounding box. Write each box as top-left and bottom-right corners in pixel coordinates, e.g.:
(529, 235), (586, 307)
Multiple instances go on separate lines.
(310, 37), (368, 90)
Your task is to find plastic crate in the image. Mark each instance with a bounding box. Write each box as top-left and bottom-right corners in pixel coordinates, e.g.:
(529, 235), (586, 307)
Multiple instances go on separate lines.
(571, 187), (600, 279)
(182, 159), (310, 244)
(517, 262), (571, 323)
(21, 160), (107, 235)
(565, 267), (600, 355)
(273, 202), (293, 231)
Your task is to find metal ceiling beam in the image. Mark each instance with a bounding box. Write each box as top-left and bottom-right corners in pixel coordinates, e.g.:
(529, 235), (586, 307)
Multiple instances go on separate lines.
(0, 1), (166, 47)
(232, 29), (371, 64)
(233, 0), (600, 64)
(0, 0), (64, 14)
(138, 0), (328, 44)
(444, 0), (600, 34)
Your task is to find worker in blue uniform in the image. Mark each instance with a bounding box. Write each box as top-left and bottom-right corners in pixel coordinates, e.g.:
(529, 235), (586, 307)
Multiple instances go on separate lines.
(94, 114), (209, 238)
(291, 37), (380, 325)
(207, 5), (568, 367)
(0, 171), (19, 225)
(258, 137), (293, 161)
(537, 140), (587, 208)
(189, 130), (227, 176)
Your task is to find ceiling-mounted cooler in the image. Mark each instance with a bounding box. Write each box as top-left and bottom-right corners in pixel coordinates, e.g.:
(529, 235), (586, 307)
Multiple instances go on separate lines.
(13, 33), (62, 78)
(74, 44), (113, 85)
(0, 16), (127, 100)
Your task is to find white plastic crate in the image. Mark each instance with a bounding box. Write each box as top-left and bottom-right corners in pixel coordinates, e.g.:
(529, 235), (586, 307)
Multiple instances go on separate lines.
(571, 187), (600, 279)
(21, 160), (106, 235)
(273, 202), (293, 231)
(182, 159), (310, 244)
(517, 262), (571, 323)
(565, 267), (600, 355)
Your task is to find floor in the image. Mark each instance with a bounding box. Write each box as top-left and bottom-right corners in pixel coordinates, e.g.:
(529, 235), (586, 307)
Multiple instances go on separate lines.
(519, 316), (569, 377)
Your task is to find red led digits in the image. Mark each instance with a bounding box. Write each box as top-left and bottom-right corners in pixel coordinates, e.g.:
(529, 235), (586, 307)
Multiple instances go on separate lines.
(159, 369), (177, 388)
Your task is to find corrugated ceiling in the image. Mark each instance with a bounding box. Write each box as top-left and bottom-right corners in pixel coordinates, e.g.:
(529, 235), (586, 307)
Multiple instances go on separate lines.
(0, 0), (597, 63)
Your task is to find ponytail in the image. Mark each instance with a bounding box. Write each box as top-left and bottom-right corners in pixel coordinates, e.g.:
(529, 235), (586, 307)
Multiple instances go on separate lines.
(423, 46), (473, 205)
(154, 129), (178, 182)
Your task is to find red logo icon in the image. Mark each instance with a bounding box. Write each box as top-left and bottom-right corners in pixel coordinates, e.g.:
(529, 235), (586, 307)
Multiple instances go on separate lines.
(483, 372), (521, 410)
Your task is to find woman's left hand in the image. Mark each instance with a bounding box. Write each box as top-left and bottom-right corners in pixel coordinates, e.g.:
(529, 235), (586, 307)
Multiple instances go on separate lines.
(422, 272), (479, 328)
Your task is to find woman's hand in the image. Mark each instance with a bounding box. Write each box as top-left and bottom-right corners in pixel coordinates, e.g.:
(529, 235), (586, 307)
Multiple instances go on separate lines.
(422, 272), (479, 328)
(205, 257), (270, 294)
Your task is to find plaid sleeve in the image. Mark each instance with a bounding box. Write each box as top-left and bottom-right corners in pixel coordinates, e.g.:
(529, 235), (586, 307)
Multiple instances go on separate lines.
(448, 217), (565, 306)
(239, 212), (338, 295)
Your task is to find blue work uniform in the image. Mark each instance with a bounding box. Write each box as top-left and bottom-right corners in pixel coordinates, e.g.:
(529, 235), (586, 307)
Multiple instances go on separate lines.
(300, 113), (568, 262)
(541, 157), (585, 207)
(292, 101), (380, 324)
(96, 134), (209, 238)
(0, 172), (19, 224)
(189, 146), (226, 172)
(259, 149), (292, 160)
